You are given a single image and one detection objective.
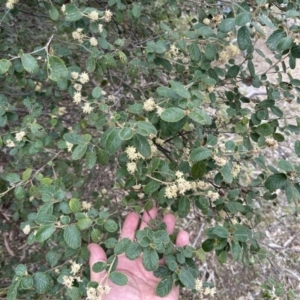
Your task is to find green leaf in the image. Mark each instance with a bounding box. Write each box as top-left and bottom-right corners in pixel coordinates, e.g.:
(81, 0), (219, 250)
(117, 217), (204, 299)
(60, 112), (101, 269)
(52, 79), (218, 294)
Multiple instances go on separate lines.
(0, 59), (12, 74)
(7, 276), (20, 300)
(277, 37), (293, 51)
(77, 218), (93, 230)
(35, 225), (56, 242)
(285, 9), (300, 18)
(22, 168), (32, 181)
(204, 43), (216, 61)
(178, 266), (195, 289)
(221, 163), (233, 183)
(190, 147), (212, 161)
(231, 241), (242, 261)
(15, 264), (27, 276)
(86, 56), (96, 72)
(254, 123), (273, 136)
(218, 18), (235, 33)
(295, 141), (300, 156)
(155, 41), (166, 54)
(188, 108), (212, 125)
(227, 65), (240, 78)
(156, 276), (173, 297)
(92, 86), (102, 99)
(69, 198), (81, 213)
(109, 271), (128, 286)
(100, 128), (123, 154)
(264, 173), (287, 191)
(237, 26), (251, 51)
(33, 272), (53, 294)
(48, 55), (68, 81)
(291, 45), (300, 58)
(72, 143), (88, 160)
(85, 151), (97, 169)
(92, 262), (107, 273)
(144, 181), (161, 195)
(142, 248), (159, 271)
(114, 238), (131, 255)
(133, 134), (151, 158)
(125, 242), (142, 260)
(160, 107), (185, 123)
(189, 42), (201, 62)
(233, 225), (251, 242)
(235, 12), (252, 26)
(218, 251), (228, 263)
(63, 133), (83, 144)
(21, 54), (39, 73)
(5, 173), (21, 184)
(278, 160), (294, 172)
(132, 3), (141, 18)
(202, 238), (214, 252)
(65, 4), (82, 22)
(213, 225), (229, 238)
(119, 127), (133, 140)
(64, 225), (81, 249)
(178, 197), (190, 218)
(266, 29), (286, 51)
(191, 161), (206, 179)
(49, 6), (59, 20)
(46, 251), (60, 267)
(136, 121), (157, 136)
(20, 276), (34, 290)
(170, 81), (191, 99)
(285, 182), (300, 203)
(104, 219), (118, 232)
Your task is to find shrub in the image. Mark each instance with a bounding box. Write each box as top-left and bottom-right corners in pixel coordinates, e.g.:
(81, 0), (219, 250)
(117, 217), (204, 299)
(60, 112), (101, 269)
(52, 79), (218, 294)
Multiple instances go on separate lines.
(1, 0), (300, 298)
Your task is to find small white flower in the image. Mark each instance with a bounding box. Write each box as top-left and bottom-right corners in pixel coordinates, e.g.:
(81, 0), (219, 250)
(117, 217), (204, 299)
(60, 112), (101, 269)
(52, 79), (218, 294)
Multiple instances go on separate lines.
(89, 11), (99, 21)
(71, 72), (79, 80)
(22, 225), (31, 235)
(103, 9), (113, 22)
(66, 142), (73, 152)
(143, 97), (156, 112)
(6, 139), (15, 148)
(79, 72), (89, 84)
(89, 37), (98, 46)
(70, 261), (82, 275)
(15, 131), (26, 142)
(98, 24), (104, 33)
(82, 102), (94, 114)
(73, 92), (82, 103)
(82, 201), (92, 211)
(127, 162), (137, 174)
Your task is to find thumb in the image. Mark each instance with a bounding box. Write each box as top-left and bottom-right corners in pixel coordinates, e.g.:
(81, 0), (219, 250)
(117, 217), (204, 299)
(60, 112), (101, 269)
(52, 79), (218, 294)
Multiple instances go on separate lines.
(88, 243), (107, 282)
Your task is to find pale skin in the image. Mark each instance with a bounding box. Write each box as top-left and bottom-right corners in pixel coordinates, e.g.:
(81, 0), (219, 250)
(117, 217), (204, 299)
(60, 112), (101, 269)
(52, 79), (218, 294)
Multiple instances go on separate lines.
(88, 207), (189, 300)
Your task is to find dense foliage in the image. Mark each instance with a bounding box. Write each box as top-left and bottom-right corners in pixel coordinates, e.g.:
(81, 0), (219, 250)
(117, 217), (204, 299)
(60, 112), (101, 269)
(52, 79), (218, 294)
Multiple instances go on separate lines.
(1, 0), (300, 298)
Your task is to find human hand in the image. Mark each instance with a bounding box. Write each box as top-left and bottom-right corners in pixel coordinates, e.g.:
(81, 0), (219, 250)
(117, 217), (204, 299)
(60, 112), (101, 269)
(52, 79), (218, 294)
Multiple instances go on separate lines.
(88, 207), (189, 300)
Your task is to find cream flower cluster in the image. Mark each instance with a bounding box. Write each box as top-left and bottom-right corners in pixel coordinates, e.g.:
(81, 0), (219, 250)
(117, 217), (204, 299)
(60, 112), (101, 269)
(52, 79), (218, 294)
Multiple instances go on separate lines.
(70, 260), (82, 275)
(15, 131), (26, 142)
(72, 28), (99, 46)
(82, 201), (93, 211)
(22, 224), (31, 235)
(143, 97), (165, 117)
(6, 0), (18, 10)
(86, 284), (111, 300)
(219, 43), (240, 62)
(213, 155), (227, 167)
(165, 171), (210, 199)
(70, 71), (95, 114)
(265, 138), (278, 149)
(195, 278), (216, 298)
(62, 275), (82, 288)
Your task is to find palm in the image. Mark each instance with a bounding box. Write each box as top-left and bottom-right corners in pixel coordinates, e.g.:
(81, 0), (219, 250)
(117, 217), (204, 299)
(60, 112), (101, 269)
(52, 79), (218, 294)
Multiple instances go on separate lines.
(88, 208), (189, 300)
